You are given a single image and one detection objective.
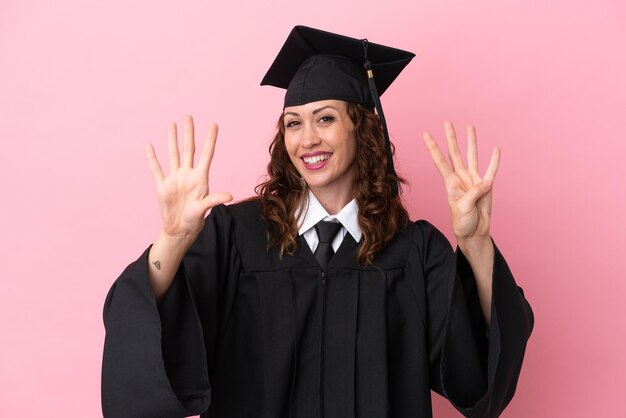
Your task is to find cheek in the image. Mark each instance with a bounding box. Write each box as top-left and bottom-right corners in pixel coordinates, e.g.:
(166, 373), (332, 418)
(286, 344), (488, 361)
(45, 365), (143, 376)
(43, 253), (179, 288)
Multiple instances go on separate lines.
(283, 138), (303, 171)
(284, 136), (298, 158)
(346, 135), (357, 165)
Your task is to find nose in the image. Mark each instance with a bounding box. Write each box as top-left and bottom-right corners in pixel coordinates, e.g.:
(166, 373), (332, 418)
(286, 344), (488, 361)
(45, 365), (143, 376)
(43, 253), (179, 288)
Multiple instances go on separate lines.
(300, 122), (322, 149)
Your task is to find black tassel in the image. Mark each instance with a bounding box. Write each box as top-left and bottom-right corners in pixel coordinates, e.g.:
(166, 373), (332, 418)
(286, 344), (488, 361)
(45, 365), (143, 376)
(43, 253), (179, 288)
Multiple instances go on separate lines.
(361, 39), (399, 197)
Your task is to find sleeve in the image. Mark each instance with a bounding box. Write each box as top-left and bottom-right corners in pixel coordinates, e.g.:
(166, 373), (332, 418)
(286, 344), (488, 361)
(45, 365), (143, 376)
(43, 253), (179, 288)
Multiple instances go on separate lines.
(101, 205), (238, 418)
(417, 221), (534, 418)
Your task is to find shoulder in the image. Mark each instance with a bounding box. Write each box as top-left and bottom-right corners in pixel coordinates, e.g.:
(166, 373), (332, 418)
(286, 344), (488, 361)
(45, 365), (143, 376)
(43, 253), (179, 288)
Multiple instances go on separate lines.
(224, 198), (266, 231)
(198, 198), (266, 246)
(224, 198), (262, 217)
(411, 219), (450, 248)
(381, 219), (447, 249)
(221, 197), (270, 252)
(208, 198), (263, 227)
(409, 219), (454, 266)
(372, 219), (451, 268)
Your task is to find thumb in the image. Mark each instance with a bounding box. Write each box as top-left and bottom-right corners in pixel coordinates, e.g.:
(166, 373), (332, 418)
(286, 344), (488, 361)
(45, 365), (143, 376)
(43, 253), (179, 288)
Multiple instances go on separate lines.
(458, 180), (493, 209)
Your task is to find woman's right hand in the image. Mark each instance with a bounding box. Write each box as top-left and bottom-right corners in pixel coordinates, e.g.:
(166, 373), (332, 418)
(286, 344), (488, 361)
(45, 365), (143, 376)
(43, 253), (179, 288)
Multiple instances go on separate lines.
(146, 115), (233, 243)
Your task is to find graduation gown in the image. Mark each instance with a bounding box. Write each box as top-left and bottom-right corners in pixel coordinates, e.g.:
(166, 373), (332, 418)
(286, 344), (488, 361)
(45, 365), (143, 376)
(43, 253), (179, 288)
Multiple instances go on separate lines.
(102, 199), (533, 418)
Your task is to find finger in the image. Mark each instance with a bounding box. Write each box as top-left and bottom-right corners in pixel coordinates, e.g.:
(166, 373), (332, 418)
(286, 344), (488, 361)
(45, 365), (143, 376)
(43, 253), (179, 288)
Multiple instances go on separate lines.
(423, 132), (454, 178)
(198, 124), (219, 172)
(145, 143), (165, 182)
(483, 147), (501, 182)
(201, 191), (233, 210)
(182, 115), (195, 168)
(467, 125), (478, 174)
(457, 180), (494, 211)
(445, 121), (465, 172)
(168, 122), (180, 171)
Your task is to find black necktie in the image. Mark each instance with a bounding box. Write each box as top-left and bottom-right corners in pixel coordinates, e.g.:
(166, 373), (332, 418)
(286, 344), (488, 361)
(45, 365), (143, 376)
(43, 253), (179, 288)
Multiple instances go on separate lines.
(314, 221), (342, 271)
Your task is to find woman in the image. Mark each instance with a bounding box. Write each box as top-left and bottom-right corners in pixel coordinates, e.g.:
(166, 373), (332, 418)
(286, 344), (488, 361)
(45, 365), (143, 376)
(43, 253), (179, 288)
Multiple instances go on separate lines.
(102, 26), (533, 418)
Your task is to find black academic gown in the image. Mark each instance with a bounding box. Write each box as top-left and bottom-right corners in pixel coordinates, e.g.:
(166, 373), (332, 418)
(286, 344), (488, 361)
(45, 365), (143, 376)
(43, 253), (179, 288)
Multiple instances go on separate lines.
(102, 200), (533, 418)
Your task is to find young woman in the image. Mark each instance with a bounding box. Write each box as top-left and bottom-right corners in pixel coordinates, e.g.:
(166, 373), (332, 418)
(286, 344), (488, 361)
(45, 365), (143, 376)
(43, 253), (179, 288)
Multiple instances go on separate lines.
(102, 26), (533, 418)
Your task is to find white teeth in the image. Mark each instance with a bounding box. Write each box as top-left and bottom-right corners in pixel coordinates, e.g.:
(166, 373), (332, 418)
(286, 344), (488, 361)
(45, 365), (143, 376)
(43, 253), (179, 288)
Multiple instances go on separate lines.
(303, 154), (331, 164)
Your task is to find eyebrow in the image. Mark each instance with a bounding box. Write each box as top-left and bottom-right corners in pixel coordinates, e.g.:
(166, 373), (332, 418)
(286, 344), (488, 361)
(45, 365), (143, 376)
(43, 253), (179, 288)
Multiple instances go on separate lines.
(284, 105), (338, 117)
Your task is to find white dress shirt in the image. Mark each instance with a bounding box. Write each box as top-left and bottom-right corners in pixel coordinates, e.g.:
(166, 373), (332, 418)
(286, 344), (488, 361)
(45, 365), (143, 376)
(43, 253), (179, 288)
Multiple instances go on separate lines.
(296, 190), (363, 253)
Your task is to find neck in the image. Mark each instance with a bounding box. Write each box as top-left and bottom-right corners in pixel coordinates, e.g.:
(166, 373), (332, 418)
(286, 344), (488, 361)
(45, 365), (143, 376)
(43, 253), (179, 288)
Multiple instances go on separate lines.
(308, 185), (353, 215)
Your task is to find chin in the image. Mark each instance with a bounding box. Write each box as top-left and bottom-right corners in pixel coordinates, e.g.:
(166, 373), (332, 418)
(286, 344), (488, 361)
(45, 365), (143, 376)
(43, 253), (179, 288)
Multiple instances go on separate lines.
(302, 178), (328, 190)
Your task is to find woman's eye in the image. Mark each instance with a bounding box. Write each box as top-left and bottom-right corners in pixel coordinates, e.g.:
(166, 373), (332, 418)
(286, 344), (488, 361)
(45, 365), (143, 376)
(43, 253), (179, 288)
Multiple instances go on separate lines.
(319, 115), (335, 123)
(286, 120), (300, 128)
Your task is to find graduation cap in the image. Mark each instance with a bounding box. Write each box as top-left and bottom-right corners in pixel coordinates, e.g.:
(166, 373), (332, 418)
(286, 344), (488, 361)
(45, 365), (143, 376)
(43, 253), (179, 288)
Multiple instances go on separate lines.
(261, 25), (415, 196)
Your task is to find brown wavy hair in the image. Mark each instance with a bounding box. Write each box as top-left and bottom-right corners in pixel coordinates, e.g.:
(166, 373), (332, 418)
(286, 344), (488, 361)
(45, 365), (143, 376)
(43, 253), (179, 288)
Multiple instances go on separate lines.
(255, 102), (409, 265)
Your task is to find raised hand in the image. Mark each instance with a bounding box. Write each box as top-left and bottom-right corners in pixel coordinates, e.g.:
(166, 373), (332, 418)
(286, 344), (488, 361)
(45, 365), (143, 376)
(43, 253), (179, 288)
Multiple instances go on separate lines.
(422, 121), (500, 324)
(422, 121), (500, 242)
(146, 115), (233, 242)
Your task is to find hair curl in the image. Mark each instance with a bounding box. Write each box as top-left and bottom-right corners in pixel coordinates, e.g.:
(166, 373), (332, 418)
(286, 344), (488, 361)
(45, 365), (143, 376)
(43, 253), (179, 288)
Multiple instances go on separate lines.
(255, 102), (409, 265)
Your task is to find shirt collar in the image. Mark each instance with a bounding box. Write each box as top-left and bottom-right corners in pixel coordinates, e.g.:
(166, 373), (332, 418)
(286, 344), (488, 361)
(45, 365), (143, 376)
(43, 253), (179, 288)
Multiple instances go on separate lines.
(297, 190), (362, 242)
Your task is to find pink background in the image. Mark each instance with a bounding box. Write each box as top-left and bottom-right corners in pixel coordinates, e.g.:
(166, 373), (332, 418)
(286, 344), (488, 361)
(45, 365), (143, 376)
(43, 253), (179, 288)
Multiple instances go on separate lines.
(1, 0), (624, 416)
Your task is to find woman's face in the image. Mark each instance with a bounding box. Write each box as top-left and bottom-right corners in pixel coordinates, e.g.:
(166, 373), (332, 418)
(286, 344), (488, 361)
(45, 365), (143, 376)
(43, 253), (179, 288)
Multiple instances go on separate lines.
(283, 99), (357, 198)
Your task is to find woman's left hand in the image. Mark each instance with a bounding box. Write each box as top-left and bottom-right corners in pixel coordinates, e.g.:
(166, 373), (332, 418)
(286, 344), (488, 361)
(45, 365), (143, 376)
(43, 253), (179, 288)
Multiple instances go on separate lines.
(422, 121), (500, 243)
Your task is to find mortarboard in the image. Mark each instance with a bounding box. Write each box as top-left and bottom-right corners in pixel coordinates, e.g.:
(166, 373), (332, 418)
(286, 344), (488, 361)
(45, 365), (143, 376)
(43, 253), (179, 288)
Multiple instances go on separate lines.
(261, 25), (415, 195)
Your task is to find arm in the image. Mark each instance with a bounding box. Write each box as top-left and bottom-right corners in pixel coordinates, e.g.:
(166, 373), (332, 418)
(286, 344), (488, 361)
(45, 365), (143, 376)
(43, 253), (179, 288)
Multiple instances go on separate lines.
(148, 231), (194, 302)
(457, 237), (494, 327)
(423, 122), (500, 327)
(101, 116), (232, 417)
(423, 122), (533, 417)
(443, 236), (533, 418)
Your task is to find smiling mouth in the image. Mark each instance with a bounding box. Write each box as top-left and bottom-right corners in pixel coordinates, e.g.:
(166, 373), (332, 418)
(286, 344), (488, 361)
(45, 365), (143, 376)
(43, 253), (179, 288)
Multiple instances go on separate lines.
(302, 153), (331, 164)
